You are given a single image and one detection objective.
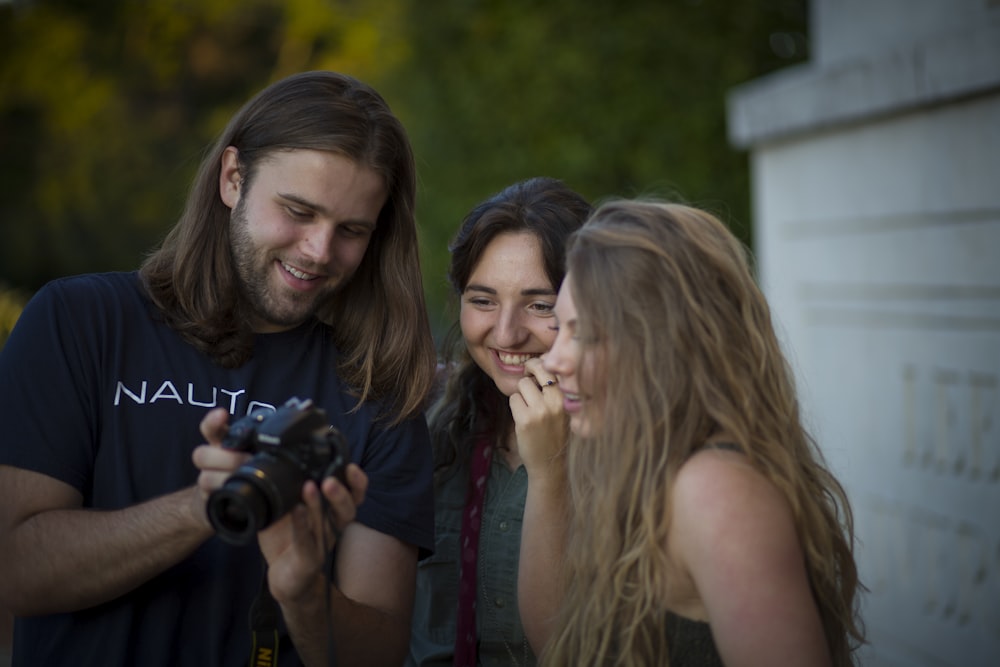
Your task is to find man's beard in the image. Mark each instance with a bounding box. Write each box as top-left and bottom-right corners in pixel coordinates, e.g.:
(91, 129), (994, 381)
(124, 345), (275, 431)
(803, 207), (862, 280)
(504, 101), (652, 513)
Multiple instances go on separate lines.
(229, 199), (331, 330)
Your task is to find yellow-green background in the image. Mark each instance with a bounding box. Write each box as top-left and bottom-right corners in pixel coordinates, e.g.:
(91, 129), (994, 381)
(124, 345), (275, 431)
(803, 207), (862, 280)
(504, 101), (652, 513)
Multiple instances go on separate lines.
(0, 0), (808, 343)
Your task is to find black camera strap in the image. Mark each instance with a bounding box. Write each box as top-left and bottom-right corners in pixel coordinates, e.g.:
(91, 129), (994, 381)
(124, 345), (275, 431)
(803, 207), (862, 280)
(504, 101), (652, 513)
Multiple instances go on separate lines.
(248, 527), (340, 667)
(249, 563), (281, 667)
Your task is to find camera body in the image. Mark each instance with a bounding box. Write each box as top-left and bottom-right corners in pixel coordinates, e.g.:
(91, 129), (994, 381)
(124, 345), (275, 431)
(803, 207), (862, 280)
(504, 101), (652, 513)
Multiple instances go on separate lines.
(206, 397), (351, 545)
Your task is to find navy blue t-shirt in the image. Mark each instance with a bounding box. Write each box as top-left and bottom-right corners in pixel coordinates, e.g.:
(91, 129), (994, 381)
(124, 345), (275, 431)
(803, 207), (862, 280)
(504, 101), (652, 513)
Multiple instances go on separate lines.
(0, 271), (434, 666)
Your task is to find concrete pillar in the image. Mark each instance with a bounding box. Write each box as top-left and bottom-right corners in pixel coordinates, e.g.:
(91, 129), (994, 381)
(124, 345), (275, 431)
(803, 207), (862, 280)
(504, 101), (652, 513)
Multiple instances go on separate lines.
(727, 1), (1000, 665)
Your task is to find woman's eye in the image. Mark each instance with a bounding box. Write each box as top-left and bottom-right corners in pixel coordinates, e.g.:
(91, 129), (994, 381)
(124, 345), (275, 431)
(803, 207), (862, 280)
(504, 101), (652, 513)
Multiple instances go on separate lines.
(529, 302), (555, 314)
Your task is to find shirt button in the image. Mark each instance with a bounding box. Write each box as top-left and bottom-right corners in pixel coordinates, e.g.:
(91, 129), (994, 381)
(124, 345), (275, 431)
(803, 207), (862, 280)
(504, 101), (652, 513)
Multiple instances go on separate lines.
(499, 520), (509, 531)
(495, 597), (506, 608)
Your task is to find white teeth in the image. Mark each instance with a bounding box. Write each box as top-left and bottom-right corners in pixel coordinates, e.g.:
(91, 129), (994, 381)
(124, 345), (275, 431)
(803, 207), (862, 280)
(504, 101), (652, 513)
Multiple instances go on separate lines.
(497, 352), (536, 366)
(282, 262), (316, 281)
(563, 392), (580, 401)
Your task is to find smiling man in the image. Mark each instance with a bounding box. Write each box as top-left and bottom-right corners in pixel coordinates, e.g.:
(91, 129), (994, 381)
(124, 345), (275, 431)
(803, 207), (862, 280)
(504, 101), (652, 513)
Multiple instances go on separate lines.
(223, 147), (384, 332)
(0, 71), (436, 667)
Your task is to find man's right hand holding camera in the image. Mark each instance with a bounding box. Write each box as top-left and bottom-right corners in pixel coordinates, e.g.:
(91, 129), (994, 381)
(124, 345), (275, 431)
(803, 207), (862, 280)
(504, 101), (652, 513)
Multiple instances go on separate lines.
(192, 406), (368, 566)
(191, 407), (252, 529)
(193, 407), (371, 666)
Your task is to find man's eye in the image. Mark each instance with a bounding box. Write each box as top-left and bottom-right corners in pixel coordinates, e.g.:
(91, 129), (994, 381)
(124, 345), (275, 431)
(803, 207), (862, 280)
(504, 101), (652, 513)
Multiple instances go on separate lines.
(339, 226), (366, 238)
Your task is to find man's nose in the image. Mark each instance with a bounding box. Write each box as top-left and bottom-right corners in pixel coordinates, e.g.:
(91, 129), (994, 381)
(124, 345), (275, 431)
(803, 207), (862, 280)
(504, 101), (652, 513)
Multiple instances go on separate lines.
(301, 224), (335, 265)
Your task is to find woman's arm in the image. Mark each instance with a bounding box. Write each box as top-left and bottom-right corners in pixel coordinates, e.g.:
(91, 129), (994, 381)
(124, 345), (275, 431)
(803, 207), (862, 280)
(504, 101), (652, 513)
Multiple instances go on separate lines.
(511, 361), (570, 654)
(671, 449), (833, 667)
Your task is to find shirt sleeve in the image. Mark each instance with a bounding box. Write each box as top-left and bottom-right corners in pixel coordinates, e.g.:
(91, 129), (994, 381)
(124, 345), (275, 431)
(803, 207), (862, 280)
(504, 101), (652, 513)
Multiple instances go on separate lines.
(355, 413), (435, 558)
(0, 278), (103, 493)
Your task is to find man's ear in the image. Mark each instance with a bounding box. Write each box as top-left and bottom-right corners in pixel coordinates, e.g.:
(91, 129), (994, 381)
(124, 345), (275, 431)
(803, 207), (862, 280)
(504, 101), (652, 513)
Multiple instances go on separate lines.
(219, 146), (242, 210)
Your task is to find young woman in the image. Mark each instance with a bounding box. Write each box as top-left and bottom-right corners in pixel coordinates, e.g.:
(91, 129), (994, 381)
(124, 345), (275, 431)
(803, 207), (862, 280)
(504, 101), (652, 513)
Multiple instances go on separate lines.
(519, 200), (866, 666)
(407, 178), (591, 667)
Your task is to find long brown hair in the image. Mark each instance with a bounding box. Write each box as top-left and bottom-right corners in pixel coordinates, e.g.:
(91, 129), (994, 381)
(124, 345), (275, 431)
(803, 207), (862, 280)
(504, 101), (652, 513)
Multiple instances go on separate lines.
(140, 71), (434, 421)
(542, 200), (864, 666)
(428, 177), (591, 478)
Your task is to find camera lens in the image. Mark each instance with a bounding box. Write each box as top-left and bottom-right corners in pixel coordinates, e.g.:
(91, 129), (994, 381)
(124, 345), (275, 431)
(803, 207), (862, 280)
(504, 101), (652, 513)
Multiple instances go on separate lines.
(206, 453), (307, 545)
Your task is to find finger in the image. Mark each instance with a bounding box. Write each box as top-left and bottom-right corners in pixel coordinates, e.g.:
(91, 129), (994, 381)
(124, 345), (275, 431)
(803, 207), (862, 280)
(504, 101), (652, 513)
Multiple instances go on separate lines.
(289, 482), (335, 565)
(271, 502), (324, 591)
(195, 469), (232, 495)
(318, 476), (359, 529)
(300, 478), (323, 513)
(289, 503), (320, 560)
(314, 466), (365, 506)
(515, 376), (562, 411)
(192, 444), (250, 494)
(343, 463), (368, 507)
(191, 443), (248, 470)
(540, 380), (565, 406)
(300, 481), (334, 545)
(523, 357), (545, 375)
(515, 376), (544, 400)
(509, 391), (528, 411)
(199, 407), (231, 444)
(523, 358), (559, 388)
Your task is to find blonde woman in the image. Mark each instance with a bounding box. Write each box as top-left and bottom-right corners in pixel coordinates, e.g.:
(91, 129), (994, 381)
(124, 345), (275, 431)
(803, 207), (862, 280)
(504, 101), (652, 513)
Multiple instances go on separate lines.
(519, 200), (865, 666)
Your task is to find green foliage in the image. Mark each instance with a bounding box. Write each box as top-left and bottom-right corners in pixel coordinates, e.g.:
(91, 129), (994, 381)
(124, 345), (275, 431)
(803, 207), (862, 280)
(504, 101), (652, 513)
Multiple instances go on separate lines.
(384, 0), (808, 332)
(0, 0), (406, 291)
(0, 0), (807, 344)
(0, 283), (28, 348)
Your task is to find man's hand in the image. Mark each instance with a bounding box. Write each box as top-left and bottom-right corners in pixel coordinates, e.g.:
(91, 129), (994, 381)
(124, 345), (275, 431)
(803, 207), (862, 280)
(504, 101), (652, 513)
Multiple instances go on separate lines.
(190, 407), (252, 531)
(258, 465), (368, 604)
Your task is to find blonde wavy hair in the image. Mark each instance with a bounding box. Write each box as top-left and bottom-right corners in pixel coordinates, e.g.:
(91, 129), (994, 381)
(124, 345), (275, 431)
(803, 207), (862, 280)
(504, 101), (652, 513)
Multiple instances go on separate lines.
(541, 200), (864, 666)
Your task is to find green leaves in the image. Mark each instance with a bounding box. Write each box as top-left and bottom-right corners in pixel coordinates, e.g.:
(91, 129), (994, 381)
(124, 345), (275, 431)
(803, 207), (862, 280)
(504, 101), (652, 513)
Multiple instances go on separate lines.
(0, 0), (806, 341)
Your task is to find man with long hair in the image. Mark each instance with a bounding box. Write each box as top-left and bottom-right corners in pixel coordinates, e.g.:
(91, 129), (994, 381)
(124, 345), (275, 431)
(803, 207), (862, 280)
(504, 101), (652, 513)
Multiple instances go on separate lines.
(0, 71), (436, 667)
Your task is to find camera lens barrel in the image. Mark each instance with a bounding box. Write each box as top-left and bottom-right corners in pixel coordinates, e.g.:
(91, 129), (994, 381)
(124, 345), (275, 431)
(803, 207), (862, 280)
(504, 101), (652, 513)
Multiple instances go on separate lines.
(206, 452), (309, 545)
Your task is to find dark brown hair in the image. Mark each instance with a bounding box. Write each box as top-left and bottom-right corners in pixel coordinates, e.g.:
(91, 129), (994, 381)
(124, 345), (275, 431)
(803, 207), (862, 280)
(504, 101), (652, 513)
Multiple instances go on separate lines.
(428, 177), (591, 478)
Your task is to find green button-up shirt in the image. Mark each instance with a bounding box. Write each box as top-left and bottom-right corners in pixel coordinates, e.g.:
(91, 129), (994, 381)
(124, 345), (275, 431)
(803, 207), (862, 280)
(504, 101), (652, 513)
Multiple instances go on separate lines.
(407, 455), (537, 667)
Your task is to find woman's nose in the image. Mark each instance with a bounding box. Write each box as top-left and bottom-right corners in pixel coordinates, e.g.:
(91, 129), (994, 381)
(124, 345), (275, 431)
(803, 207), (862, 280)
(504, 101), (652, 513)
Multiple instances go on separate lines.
(492, 307), (527, 348)
(543, 334), (570, 376)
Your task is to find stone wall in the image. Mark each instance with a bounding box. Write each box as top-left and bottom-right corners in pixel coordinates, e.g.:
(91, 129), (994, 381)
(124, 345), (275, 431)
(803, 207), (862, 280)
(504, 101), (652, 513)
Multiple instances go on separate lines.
(727, 1), (1000, 665)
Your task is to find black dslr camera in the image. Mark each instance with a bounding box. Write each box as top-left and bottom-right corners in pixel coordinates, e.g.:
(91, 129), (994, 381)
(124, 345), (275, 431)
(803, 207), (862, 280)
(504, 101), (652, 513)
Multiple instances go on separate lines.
(206, 398), (351, 546)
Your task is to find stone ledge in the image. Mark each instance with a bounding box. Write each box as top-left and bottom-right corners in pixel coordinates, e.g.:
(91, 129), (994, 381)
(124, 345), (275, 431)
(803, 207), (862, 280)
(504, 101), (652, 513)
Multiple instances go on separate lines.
(727, 20), (1000, 148)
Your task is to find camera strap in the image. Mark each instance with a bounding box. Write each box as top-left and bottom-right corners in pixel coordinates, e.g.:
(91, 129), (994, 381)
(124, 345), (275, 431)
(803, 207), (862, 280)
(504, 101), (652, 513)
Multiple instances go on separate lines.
(249, 563), (280, 667)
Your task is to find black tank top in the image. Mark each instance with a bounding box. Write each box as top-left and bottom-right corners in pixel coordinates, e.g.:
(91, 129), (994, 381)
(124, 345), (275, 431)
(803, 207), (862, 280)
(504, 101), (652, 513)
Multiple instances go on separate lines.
(662, 441), (741, 665)
(665, 613), (723, 666)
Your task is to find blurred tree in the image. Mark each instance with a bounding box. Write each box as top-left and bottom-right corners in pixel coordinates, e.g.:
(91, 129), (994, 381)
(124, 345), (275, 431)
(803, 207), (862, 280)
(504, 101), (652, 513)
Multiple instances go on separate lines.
(0, 283), (27, 348)
(0, 0), (406, 291)
(0, 0), (807, 344)
(386, 0), (808, 333)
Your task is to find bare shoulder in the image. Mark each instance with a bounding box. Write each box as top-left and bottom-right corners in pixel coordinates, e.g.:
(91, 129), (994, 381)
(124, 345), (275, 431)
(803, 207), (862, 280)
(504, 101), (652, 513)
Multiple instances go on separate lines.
(672, 447), (779, 512)
(669, 451), (833, 664)
(670, 447), (800, 571)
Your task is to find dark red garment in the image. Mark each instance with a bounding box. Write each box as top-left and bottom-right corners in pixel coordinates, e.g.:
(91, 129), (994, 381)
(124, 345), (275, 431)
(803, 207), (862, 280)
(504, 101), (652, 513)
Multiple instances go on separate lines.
(453, 436), (493, 667)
